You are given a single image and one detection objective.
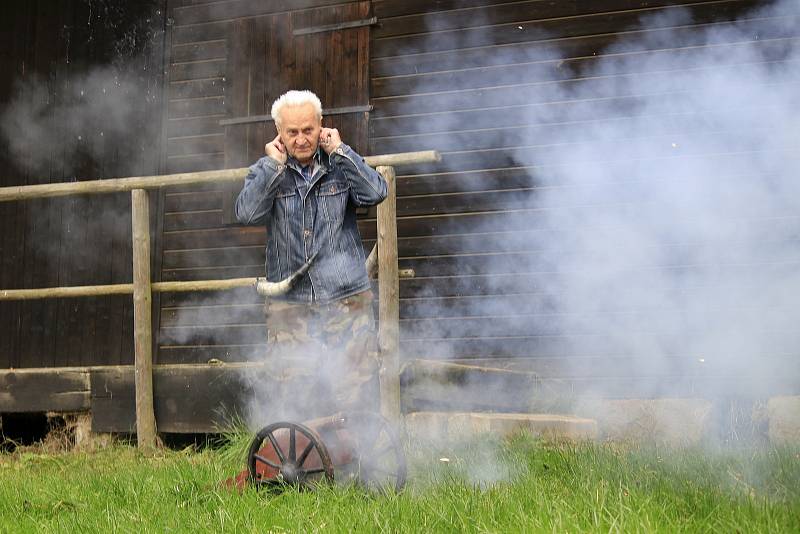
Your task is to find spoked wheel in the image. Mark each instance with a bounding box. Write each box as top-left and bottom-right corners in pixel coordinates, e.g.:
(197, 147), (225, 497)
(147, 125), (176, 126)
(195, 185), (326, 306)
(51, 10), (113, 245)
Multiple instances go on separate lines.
(341, 411), (406, 492)
(247, 422), (334, 489)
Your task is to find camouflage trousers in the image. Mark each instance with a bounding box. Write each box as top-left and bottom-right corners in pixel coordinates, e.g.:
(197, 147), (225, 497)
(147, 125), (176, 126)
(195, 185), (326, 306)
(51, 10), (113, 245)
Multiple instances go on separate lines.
(264, 290), (380, 420)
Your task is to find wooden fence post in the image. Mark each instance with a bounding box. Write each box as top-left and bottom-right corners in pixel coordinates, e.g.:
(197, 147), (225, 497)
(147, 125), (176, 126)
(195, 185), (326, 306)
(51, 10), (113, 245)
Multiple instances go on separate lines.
(376, 166), (401, 424)
(131, 189), (157, 449)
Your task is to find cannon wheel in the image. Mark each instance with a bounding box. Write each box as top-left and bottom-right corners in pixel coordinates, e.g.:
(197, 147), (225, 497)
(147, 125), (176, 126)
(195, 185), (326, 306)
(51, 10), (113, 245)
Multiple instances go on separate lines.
(247, 422), (334, 489)
(343, 411), (407, 492)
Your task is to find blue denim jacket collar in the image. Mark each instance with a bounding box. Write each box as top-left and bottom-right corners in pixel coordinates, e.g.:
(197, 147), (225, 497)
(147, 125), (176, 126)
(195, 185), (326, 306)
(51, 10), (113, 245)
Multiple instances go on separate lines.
(286, 148), (328, 183)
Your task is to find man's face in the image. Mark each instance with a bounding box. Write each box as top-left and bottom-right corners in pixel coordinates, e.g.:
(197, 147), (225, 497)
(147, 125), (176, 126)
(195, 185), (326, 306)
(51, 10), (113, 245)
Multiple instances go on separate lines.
(277, 103), (321, 165)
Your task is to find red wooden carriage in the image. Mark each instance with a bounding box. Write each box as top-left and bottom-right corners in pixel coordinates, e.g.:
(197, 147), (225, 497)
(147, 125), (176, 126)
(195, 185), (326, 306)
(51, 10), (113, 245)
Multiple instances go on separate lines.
(244, 411), (406, 492)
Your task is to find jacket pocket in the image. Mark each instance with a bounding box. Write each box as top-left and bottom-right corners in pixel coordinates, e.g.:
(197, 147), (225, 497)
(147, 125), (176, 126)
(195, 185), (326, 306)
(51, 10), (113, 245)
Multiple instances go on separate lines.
(274, 186), (297, 216)
(317, 180), (349, 222)
(276, 186), (296, 199)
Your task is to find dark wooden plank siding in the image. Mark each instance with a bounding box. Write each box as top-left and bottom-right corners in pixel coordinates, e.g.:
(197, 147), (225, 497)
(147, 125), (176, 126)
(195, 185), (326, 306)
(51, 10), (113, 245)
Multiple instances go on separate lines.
(0, 369), (90, 413)
(158, 0), (373, 363)
(155, 0), (800, 398)
(369, 0), (800, 389)
(0, 1), (166, 369)
(90, 365), (262, 433)
(3, 0), (798, 402)
(0, 2), (28, 370)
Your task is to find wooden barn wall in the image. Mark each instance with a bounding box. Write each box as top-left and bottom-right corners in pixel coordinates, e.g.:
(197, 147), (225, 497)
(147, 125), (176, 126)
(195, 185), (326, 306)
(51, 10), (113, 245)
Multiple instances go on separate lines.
(157, 0), (799, 396)
(0, 1), (166, 369)
(159, 0), (373, 363)
(368, 0), (800, 388)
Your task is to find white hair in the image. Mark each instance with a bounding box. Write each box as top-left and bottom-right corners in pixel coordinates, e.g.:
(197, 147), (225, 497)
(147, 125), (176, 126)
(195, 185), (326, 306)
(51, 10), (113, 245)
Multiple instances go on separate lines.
(271, 90), (322, 127)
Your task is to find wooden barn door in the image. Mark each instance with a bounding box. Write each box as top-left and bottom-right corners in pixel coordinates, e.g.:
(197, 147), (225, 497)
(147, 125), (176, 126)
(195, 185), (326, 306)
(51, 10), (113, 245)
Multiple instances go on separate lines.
(224, 1), (372, 173)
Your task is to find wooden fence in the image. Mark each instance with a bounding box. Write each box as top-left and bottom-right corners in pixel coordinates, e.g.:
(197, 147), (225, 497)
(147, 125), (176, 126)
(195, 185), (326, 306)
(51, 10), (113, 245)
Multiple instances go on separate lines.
(0, 150), (440, 448)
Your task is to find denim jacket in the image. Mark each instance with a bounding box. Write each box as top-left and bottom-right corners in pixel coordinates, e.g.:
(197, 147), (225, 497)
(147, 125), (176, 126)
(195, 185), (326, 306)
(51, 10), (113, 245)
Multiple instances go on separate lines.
(235, 144), (387, 303)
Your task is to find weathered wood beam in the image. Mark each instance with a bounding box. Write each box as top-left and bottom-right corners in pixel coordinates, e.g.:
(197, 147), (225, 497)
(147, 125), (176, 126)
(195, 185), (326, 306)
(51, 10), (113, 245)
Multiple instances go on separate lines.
(400, 359), (543, 413)
(131, 189), (157, 449)
(0, 151), (440, 202)
(366, 150), (440, 168)
(293, 17), (378, 36)
(0, 271), (415, 301)
(151, 278), (257, 293)
(220, 105), (374, 126)
(405, 359), (541, 382)
(0, 284), (135, 300)
(0, 368), (90, 412)
(377, 166), (401, 424)
(399, 269), (415, 278)
(90, 364), (269, 433)
(0, 282), (258, 301)
(1, 168), (246, 202)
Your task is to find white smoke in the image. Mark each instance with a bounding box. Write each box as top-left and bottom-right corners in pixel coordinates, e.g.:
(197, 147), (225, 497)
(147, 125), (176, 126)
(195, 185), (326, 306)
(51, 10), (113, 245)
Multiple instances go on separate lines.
(513, 0), (800, 399)
(394, 0), (800, 422)
(0, 66), (160, 178)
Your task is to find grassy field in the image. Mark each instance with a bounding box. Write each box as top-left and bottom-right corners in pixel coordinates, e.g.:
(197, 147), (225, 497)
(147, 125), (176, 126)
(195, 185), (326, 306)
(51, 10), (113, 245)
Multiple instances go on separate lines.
(0, 432), (798, 533)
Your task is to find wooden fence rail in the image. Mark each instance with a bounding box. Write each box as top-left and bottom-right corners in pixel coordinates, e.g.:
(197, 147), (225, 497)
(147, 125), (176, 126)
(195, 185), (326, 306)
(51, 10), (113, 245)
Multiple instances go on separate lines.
(0, 271), (416, 300)
(0, 150), (440, 448)
(0, 151), (439, 202)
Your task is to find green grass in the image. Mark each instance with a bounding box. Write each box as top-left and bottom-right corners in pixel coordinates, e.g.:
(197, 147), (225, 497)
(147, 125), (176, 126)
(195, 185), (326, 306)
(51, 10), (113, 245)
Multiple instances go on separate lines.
(0, 432), (798, 533)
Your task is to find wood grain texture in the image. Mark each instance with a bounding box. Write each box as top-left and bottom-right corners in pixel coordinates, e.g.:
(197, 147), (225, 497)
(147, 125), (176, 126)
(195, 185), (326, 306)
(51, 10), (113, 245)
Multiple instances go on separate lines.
(132, 190), (158, 447)
(173, 0), (353, 26)
(377, 166), (400, 422)
(0, 368), (90, 412)
(90, 364), (271, 433)
(367, 0), (800, 369)
(148, 0), (800, 377)
(0, 1), (161, 370)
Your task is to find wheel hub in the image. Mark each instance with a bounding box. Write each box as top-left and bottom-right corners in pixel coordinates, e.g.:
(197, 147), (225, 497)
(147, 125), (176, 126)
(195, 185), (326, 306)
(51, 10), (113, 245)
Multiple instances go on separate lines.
(279, 463), (300, 483)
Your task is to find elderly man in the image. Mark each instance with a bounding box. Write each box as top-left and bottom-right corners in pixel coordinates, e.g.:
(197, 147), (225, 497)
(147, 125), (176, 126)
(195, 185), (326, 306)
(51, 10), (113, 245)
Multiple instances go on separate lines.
(235, 90), (387, 419)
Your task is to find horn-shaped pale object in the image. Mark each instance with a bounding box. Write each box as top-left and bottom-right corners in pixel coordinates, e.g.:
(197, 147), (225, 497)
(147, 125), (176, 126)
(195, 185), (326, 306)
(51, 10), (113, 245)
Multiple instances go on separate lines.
(255, 252), (318, 297)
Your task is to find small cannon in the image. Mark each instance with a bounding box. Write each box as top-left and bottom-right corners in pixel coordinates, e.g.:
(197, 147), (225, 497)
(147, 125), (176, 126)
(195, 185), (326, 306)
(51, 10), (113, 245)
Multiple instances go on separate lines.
(246, 411), (406, 492)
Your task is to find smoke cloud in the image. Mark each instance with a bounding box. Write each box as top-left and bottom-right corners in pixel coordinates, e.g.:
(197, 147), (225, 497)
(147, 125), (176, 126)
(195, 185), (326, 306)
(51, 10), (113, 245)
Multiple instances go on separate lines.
(0, 0), (165, 180)
(398, 0), (800, 419)
(0, 65), (161, 179)
(0, 1), (165, 292)
(521, 0), (799, 397)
